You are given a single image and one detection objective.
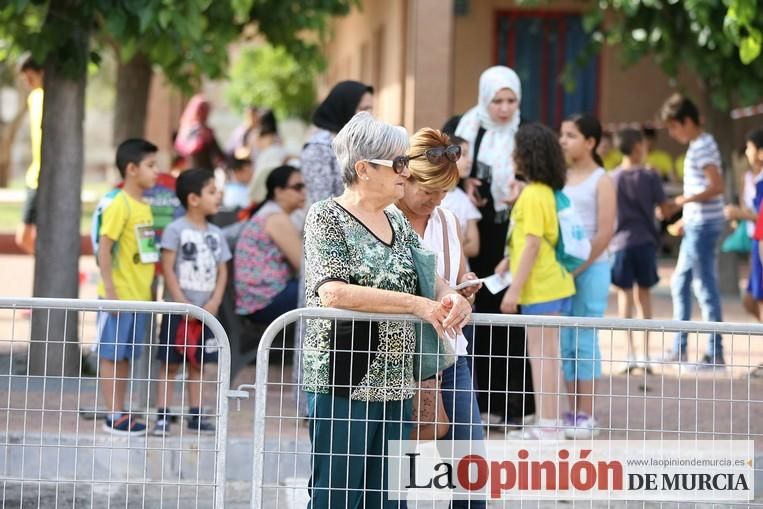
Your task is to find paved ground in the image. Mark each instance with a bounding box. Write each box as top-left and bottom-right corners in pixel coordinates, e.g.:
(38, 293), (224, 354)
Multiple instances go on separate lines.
(2, 254), (763, 507)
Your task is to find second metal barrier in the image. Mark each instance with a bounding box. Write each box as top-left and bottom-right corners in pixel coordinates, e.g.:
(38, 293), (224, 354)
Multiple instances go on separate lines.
(246, 308), (763, 508)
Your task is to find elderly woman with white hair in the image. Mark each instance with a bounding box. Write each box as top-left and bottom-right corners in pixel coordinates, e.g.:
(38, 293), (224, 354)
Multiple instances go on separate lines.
(302, 112), (472, 508)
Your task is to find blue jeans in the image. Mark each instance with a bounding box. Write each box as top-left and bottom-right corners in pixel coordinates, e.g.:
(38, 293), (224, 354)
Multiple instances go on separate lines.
(560, 261), (610, 382)
(439, 356), (486, 509)
(671, 221), (724, 357)
(248, 279), (298, 324)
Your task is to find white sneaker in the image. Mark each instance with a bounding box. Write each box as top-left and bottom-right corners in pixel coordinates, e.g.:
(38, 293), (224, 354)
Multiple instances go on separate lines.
(480, 412), (503, 428)
(508, 423), (564, 440)
(637, 357), (654, 374)
(564, 414), (600, 439)
(661, 350), (688, 363)
(620, 358), (640, 374)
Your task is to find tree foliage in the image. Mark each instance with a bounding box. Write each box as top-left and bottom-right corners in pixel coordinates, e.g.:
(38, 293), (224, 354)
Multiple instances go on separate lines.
(226, 44), (316, 120)
(724, 0), (762, 64)
(583, 0), (763, 110)
(99, 1), (245, 89)
(0, 0), (356, 90)
(0, 1), (93, 78)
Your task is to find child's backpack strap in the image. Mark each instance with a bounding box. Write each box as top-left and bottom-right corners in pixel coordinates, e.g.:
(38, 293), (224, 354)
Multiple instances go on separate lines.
(91, 189), (131, 265)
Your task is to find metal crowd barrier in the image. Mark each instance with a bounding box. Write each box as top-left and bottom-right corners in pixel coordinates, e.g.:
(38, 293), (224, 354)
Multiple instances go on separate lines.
(3, 299), (762, 507)
(247, 308), (763, 508)
(0, 297), (232, 508)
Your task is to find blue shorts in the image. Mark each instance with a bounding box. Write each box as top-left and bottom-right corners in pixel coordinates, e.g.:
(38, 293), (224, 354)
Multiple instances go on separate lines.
(747, 240), (763, 300)
(610, 243), (659, 290)
(521, 296), (572, 315)
(96, 311), (150, 362)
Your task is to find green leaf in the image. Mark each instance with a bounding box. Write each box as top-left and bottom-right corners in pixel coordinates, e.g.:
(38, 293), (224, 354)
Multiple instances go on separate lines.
(138, 7), (153, 32)
(231, 0), (254, 18)
(226, 43), (317, 119)
(120, 38), (138, 61)
(158, 9), (171, 29)
(106, 9), (126, 36)
(740, 33), (761, 64)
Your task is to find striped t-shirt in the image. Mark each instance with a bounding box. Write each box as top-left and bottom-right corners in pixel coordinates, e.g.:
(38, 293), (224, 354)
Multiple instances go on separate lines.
(682, 132), (724, 224)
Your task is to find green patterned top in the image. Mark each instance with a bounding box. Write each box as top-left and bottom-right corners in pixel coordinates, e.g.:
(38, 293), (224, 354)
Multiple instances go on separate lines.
(302, 199), (420, 401)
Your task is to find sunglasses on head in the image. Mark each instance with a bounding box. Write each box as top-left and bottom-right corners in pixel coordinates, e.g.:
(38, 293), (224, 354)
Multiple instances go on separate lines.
(409, 145), (462, 164)
(368, 155), (410, 174)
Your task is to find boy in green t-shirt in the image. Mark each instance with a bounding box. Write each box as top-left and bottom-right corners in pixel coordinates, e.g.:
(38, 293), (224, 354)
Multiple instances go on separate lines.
(96, 138), (159, 435)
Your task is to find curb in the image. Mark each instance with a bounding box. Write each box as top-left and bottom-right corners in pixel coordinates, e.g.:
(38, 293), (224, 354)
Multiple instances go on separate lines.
(0, 233), (93, 255)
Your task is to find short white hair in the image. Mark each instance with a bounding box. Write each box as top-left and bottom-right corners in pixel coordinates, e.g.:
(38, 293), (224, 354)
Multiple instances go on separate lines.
(332, 112), (409, 186)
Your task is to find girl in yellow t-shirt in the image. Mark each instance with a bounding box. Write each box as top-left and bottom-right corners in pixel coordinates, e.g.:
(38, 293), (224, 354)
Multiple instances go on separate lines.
(498, 123), (575, 439)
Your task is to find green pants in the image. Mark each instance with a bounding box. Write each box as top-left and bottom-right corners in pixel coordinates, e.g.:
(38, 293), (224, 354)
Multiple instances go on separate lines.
(307, 392), (412, 509)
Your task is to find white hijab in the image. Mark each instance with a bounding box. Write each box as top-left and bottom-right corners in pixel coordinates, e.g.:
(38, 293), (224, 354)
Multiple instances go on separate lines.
(455, 66), (522, 214)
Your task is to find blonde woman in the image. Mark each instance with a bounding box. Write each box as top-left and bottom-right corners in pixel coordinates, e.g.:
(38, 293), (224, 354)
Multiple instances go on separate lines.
(396, 127), (486, 509)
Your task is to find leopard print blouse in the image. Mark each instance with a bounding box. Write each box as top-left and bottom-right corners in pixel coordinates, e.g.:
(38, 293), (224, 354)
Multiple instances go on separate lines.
(302, 199), (420, 401)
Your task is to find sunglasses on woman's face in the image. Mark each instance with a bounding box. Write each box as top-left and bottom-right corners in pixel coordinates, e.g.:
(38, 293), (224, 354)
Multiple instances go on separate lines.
(368, 155), (410, 174)
(409, 145), (462, 164)
(287, 183), (306, 191)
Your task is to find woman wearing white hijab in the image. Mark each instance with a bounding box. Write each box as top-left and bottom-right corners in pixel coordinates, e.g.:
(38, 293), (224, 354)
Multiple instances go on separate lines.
(455, 66), (535, 429)
(456, 65), (522, 219)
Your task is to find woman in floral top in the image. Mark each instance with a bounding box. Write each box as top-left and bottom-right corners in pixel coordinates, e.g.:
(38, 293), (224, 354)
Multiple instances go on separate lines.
(234, 165), (305, 322)
(303, 112), (472, 508)
(295, 80), (374, 418)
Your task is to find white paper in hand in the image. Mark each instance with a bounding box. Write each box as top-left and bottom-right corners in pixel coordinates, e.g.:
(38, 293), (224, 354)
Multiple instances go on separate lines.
(483, 272), (512, 294)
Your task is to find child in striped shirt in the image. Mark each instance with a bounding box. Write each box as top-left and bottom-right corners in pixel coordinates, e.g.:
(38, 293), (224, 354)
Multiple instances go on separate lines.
(661, 94), (726, 369)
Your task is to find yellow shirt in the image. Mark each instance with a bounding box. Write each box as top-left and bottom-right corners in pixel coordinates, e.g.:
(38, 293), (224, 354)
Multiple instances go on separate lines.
(97, 191), (156, 301)
(602, 149), (623, 171)
(509, 183), (575, 305)
(646, 150), (674, 180)
(25, 88), (43, 190)
(675, 153), (685, 179)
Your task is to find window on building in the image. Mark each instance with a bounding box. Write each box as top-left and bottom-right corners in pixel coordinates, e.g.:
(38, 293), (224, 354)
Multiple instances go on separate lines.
(496, 11), (599, 127)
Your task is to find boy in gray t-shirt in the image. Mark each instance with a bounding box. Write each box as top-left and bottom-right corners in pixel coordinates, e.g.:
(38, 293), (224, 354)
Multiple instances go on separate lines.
(153, 169), (232, 436)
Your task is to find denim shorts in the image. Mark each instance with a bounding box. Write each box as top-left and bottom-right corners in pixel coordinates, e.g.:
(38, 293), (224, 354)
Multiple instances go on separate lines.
(521, 296), (573, 315)
(96, 311), (150, 362)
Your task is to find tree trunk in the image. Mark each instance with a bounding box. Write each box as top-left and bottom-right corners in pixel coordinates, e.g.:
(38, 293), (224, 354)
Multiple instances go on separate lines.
(113, 52), (152, 144)
(0, 97), (28, 187)
(29, 2), (90, 377)
(701, 85), (739, 296)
